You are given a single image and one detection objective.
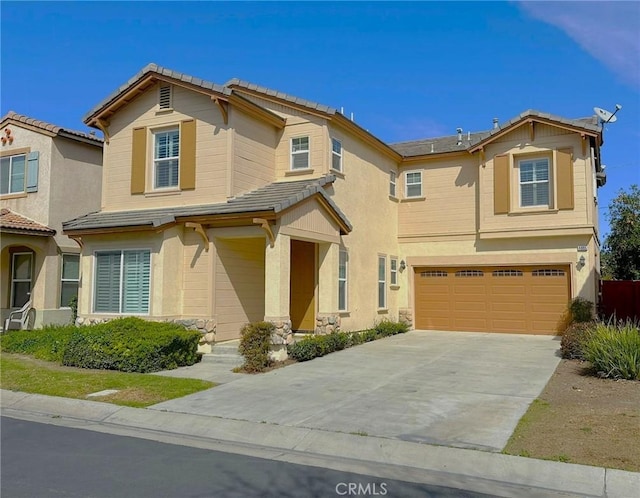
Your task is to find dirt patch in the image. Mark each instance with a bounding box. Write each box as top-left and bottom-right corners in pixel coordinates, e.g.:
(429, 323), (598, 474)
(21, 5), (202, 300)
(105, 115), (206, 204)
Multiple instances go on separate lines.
(233, 358), (298, 374)
(504, 359), (640, 471)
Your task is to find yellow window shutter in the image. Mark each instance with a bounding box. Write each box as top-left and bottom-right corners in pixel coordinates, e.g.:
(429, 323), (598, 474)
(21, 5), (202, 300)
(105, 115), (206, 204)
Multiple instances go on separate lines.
(131, 127), (147, 194)
(556, 148), (574, 210)
(493, 154), (510, 214)
(180, 119), (196, 190)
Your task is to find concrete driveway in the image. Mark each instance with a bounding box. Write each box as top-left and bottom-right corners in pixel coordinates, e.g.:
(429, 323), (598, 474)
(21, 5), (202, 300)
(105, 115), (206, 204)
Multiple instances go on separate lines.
(151, 330), (561, 452)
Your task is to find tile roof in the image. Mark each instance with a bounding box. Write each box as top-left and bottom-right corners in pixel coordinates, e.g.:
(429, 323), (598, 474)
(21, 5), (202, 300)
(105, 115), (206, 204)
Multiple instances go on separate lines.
(63, 175), (352, 233)
(391, 110), (602, 157)
(225, 78), (337, 115)
(83, 63), (232, 123)
(0, 208), (56, 235)
(1, 111), (103, 145)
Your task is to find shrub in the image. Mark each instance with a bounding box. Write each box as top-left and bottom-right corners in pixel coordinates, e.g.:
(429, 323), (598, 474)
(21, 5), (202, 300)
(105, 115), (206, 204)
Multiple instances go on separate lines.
(374, 319), (409, 337)
(569, 297), (594, 323)
(582, 321), (640, 380)
(0, 323), (77, 362)
(61, 318), (200, 373)
(560, 322), (594, 359)
(238, 321), (274, 372)
(1, 318), (200, 373)
(69, 296), (78, 324)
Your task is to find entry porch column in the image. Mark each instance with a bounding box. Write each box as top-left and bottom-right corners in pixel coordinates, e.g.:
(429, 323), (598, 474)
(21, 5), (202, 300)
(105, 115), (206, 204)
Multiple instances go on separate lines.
(316, 242), (341, 334)
(264, 232), (291, 341)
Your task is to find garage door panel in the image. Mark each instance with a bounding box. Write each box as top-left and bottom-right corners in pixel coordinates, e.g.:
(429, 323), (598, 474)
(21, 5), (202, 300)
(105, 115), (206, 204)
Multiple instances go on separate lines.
(415, 265), (569, 334)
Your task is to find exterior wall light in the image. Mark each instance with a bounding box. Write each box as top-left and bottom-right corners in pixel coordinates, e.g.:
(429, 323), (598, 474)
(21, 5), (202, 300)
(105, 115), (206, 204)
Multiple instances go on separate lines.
(400, 260), (407, 271)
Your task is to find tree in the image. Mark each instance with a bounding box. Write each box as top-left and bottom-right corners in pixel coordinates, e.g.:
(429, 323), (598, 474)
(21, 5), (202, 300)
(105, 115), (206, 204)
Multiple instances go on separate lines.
(601, 184), (640, 280)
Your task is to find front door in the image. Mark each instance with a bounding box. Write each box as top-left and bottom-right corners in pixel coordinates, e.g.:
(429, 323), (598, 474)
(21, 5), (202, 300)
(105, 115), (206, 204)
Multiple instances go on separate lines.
(290, 240), (316, 331)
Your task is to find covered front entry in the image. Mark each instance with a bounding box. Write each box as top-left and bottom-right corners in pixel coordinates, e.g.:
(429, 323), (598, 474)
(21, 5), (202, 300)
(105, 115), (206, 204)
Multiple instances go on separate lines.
(290, 239), (316, 331)
(414, 265), (570, 334)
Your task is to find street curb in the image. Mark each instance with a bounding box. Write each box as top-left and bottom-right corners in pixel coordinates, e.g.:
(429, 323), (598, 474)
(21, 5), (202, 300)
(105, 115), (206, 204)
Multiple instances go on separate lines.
(2, 390), (638, 498)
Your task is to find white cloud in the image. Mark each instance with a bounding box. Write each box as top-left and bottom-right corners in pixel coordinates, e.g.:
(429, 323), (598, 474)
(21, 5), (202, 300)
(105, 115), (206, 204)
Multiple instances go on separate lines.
(519, 1), (640, 88)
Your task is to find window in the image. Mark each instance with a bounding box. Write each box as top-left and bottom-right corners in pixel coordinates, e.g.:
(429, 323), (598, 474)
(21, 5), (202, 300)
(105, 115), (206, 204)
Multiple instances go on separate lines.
(420, 270), (447, 277)
(519, 158), (549, 207)
(158, 85), (172, 110)
(154, 129), (180, 189)
(338, 249), (348, 311)
(389, 171), (396, 197)
(1, 154), (26, 195)
(291, 136), (310, 170)
(378, 256), (386, 309)
(405, 171), (422, 198)
(11, 252), (32, 307)
(492, 269), (523, 277)
(390, 257), (398, 286)
(455, 270), (484, 277)
(94, 250), (150, 314)
(331, 138), (342, 172)
(532, 269), (565, 277)
(60, 254), (80, 308)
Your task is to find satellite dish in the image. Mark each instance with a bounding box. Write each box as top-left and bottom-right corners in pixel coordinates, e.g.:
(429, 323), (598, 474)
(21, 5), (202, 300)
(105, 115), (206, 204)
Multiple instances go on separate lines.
(594, 104), (622, 124)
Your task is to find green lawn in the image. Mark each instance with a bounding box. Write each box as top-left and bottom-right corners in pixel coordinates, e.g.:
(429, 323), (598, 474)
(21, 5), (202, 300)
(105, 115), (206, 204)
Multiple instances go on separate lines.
(0, 353), (214, 408)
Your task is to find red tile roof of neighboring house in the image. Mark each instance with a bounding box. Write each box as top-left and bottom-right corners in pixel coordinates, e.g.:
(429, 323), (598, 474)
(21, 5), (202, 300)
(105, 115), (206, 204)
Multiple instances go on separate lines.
(0, 208), (56, 236)
(1, 111), (103, 146)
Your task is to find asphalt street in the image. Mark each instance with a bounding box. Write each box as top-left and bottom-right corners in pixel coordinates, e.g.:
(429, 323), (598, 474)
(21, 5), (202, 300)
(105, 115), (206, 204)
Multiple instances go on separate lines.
(1, 417), (495, 498)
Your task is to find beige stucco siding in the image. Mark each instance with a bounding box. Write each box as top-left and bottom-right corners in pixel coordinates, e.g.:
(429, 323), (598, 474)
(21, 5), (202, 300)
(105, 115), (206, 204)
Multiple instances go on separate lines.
(327, 125), (402, 331)
(49, 137), (102, 250)
(0, 125), (53, 225)
(480, 131), (591, 235)
(398, 155), (478, 238)
(102, 83), (229, 211)
(214, 237), (266, 340)
(231, 107), (277, 196)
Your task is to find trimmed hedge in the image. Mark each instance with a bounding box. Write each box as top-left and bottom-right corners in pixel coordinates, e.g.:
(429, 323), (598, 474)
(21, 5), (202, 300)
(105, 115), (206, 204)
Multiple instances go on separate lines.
(0, 323), (77, 362)
(1, 317), (201, 373)
(288, 320), (409, 362)
(238, 321), (274, 372)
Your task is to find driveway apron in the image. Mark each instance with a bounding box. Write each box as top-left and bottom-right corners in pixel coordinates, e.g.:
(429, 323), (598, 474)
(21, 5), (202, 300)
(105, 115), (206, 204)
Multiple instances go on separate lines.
(151, 331), (561, 452)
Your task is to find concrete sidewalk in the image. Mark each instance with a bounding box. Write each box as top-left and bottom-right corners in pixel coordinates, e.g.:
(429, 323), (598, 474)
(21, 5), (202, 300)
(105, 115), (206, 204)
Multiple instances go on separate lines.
(1, 390), (638, 498)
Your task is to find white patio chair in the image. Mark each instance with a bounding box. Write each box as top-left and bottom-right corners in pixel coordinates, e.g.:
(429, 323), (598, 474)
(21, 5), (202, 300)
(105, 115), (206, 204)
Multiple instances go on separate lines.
(4, 297), (34, 331)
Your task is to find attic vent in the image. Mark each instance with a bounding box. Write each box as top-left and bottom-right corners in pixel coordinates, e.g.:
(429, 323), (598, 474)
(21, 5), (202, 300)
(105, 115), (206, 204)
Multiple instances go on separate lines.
(159, 85), (172, 110)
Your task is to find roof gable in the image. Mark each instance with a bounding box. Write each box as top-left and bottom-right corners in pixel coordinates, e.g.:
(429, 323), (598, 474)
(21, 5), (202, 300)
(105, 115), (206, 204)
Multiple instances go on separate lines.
(83, 63), (285, 130)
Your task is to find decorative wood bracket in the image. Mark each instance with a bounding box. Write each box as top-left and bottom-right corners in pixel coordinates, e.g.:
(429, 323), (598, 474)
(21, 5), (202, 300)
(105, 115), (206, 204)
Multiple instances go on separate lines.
(185, 222), (209, 251)
(581, 134), (587, 156)
(212, 97), (229, 125)
(528, 121), (535, 142)
(253, 218), (275, 247)
(69, 235), (84, 249)
(479, 147), (485, 166)
(94, 119), (110, 144)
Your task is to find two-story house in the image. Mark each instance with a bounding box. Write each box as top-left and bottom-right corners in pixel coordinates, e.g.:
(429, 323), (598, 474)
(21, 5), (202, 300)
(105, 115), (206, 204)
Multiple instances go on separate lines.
(62, 64), (605, 349)
(1, 112), (103, 327)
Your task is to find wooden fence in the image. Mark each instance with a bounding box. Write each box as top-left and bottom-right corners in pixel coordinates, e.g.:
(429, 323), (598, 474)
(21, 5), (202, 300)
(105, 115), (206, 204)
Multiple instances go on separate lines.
(600, 280), (640, 321)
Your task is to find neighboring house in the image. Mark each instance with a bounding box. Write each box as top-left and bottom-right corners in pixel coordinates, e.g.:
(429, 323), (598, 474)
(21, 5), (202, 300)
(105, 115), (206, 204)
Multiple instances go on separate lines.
(62, 63), (606, 348)
(1, 112), (103, 327)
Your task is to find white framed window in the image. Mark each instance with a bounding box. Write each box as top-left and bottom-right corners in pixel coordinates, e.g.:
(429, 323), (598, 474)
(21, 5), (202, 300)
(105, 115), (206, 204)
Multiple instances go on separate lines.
(331, 138), (342, 172)
(291, 136), (310, 170)
(60, 254), (80, 308)
(1, 154), (26, 195)
(519, 158), (549, 207)
(390, 257), (398, 286)
(389, 171), (396, 197)
(378, 255), (387, 309)
(338, 249), (348, 311)
(154, 129), (180, 189)
(405, 170), (422, 198)
(94, 250), (151, 314)
(158, 85), (172, 110)
(11, 252), (32, 308)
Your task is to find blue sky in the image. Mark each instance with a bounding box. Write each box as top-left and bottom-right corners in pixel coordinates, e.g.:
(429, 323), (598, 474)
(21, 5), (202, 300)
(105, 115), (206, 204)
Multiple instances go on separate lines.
(2, 1), (638, 238)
